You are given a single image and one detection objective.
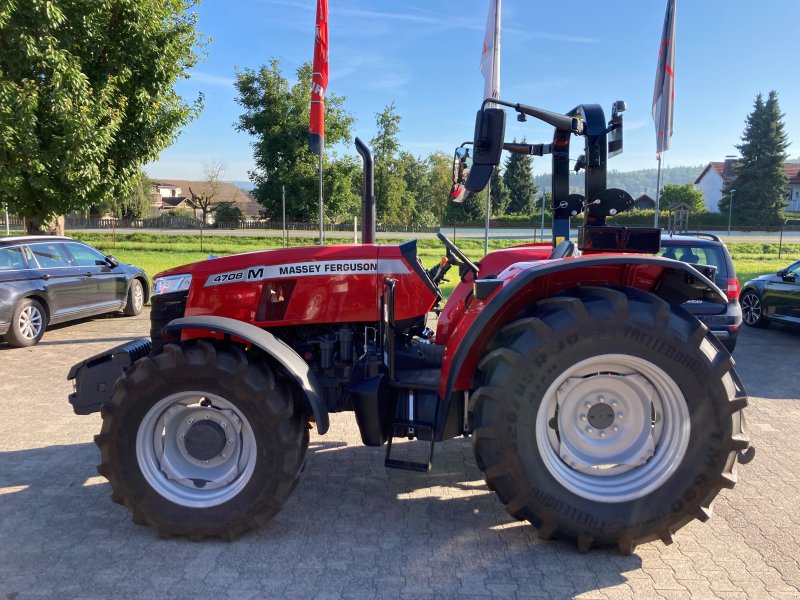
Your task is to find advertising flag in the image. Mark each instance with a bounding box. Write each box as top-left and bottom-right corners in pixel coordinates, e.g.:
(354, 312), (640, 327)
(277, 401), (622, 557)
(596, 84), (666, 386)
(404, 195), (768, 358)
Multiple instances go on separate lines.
(652, 0), (676, 155)
(480, 0), (501, 103)
(309, 0), (328, 157)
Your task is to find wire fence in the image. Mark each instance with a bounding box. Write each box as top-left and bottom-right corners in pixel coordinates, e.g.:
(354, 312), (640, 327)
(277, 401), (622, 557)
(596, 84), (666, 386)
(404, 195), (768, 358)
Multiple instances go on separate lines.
(3, 214), (800, 237)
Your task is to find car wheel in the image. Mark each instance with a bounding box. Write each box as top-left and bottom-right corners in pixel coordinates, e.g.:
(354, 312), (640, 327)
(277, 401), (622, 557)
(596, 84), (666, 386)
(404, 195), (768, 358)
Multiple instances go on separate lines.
(123, 279), (144, 317)
(740, 291), (768, 328)
(6, 298), (48, 347)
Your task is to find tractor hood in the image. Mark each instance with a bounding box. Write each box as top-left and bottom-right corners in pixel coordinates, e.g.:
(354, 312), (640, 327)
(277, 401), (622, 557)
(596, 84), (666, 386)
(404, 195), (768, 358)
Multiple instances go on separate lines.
(154, 241), (438, 328)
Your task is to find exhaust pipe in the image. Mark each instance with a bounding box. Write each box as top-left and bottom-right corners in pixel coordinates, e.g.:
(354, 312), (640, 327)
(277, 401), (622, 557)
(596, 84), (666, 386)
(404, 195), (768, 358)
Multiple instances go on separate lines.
(355, 137), (375, 244)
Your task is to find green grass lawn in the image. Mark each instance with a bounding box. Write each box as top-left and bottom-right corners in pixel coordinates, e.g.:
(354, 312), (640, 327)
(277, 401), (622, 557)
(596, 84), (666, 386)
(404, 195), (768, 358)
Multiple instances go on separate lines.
(72, 232), (799, 299)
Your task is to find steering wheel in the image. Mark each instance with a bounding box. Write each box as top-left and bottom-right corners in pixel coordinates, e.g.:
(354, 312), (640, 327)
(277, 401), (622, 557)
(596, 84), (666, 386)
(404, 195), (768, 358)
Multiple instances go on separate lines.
(437, 232), (479, 278)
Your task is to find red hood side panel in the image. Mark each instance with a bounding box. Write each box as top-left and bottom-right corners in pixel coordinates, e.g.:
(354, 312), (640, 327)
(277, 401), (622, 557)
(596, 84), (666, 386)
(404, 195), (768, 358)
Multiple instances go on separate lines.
(175, 244), (436, 327)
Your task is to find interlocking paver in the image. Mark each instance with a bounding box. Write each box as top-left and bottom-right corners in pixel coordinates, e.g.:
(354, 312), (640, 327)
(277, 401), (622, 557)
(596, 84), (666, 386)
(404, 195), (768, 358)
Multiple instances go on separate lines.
(1, 311), (800, 599)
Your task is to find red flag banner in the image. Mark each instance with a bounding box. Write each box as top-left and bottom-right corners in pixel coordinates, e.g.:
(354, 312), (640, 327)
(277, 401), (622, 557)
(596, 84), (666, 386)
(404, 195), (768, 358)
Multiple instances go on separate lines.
(309, 0), (328, 157)
(652, 0), (676, 155)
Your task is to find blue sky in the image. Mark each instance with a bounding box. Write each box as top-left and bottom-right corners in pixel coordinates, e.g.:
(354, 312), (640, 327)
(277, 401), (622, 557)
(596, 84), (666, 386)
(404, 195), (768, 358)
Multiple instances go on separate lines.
(146, 0), (800, 182)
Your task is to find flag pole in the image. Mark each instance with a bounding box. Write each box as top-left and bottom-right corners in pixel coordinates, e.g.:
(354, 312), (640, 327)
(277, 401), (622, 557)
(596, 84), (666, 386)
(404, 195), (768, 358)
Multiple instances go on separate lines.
(654, 153), (662, 228)
(483, 0), (501, 255)
(484, 182), (491, 254)
(318, 152), (324, 245)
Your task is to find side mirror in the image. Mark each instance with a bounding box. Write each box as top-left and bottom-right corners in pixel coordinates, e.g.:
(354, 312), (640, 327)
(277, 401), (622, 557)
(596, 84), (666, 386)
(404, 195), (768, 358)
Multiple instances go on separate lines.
(465, 107), (506, 192)
(105, 255), (120, 268)
(452, 147), (473, 185)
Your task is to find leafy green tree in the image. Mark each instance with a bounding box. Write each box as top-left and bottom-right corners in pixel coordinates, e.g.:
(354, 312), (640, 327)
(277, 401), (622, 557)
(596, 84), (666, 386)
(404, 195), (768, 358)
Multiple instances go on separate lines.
(425, 152), (453, 223)
(214, 201), (244, 226)
(370, 102), (413, 224)
(120, 171), (156, 219)
(719, 91), (790, 225)
(503, 145), (538, 214)
(323, 154), (361, 224)
(234, 59), (355, 221)
(660, 183), (707, 213)
(0, 0), (204, 234)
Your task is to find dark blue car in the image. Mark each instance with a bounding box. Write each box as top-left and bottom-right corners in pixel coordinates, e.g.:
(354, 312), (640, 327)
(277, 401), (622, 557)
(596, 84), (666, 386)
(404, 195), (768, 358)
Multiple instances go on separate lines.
(0, 235), (149, 347)
(740, 259), (800, 328)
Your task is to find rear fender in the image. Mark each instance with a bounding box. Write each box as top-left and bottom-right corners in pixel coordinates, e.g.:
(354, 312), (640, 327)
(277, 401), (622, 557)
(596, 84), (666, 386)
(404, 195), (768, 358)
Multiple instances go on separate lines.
(165, 316), (329, 435)
(441, 255), (727, 402)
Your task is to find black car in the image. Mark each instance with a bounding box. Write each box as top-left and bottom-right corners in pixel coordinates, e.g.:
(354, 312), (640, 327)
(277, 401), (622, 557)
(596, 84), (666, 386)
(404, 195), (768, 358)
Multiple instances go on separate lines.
(740, 260), (800, 328)
(0, 236), (149, 347)
(659, 233), (742, 352)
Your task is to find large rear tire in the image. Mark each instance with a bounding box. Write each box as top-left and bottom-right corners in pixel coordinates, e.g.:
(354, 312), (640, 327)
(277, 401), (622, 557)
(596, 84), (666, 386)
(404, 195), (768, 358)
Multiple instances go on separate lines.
(471, 287), (749, 554)
(96, 340), (309, 540)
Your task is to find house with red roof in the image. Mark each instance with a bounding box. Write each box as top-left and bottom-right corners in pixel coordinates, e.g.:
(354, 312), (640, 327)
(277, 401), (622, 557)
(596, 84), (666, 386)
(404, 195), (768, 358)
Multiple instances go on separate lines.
(694, 159), (800, 214)
(693, 158), (737, 212)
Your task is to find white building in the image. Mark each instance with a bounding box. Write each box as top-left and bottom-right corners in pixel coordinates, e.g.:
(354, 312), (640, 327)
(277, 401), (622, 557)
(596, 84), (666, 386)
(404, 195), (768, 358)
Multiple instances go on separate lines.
(695, 159), (800, 214)
(694, 159), (736, 213)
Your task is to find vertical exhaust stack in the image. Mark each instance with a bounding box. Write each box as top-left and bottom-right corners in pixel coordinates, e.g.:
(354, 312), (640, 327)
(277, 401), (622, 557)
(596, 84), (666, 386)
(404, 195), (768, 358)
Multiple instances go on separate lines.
(355, 137), (376, 244)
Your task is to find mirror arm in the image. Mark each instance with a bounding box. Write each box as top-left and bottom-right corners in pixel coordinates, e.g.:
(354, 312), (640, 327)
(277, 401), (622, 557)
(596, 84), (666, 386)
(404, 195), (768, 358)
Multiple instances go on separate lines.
(482, 98), (584, 134)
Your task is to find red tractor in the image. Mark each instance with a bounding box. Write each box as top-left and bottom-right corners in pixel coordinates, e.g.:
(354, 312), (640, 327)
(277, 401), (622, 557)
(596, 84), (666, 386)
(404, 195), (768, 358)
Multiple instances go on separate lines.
(69, 98), (752, 553)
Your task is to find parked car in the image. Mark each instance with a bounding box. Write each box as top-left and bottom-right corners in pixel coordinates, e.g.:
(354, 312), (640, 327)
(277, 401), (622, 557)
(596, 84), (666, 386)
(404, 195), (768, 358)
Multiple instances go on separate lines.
(659, 233), (742, 352)
(740, 259), (800, 328)
(0, 236), (148, 347)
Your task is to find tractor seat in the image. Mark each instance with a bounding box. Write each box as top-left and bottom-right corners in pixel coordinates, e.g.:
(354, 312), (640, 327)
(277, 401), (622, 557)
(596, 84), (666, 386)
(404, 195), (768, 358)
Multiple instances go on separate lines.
(548, 240), (577, 259)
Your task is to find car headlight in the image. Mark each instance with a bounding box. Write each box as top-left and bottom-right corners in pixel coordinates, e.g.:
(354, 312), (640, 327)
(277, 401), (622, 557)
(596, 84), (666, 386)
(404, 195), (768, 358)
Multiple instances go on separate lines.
(152, 274), (192, 296)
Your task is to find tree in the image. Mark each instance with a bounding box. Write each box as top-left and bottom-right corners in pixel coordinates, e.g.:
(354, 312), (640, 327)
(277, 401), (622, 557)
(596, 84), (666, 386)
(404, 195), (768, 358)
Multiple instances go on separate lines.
(214, 202), (244, 226)
(490, 168), (511, 216)
(235, 59), (355, 222)
(718, 91), (790, 225)
(0, 0), (204, 234)
(660, 183), (707, 213)
(503, 145), (538, 214)
(371, 102), (413, 224)
(188, 162), (226, 224)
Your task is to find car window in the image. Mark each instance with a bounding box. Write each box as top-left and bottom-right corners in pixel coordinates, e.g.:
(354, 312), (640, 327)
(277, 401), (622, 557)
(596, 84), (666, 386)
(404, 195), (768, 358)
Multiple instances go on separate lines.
(28, 242), (72, 269)
(0, 246), (27, 270)
(660, 244), (728, 278)
(65, 242), (106, 267)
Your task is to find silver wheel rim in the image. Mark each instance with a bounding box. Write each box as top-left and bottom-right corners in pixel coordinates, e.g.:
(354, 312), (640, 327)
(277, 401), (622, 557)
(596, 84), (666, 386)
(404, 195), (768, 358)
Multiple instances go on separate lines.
(132, 282), (144, 312)
(536, 354), (690, 503)
(18, 304), (43, 340)
(741, 293), (761, 325)
(136, 391), (258, 508)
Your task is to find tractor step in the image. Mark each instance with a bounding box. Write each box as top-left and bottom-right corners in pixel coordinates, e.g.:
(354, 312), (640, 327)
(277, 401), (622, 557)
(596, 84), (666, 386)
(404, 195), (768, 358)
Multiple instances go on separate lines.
(384, 421), (436, 472)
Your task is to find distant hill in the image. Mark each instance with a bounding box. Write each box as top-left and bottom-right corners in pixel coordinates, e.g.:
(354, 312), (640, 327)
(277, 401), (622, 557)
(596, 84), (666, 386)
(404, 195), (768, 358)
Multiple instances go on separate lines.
(533, 165), (705, 198)
(229, 180), (255, 194)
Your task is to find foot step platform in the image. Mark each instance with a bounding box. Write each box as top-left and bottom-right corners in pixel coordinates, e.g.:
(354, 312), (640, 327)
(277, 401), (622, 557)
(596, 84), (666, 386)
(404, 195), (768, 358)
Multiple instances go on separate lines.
(385, 420), (435, 472)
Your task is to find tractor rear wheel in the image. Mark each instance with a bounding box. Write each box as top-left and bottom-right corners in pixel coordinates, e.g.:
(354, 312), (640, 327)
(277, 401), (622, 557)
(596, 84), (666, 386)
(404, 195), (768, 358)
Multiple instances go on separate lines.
(471, 286), (748, 554)
(96, 340), (308, 540)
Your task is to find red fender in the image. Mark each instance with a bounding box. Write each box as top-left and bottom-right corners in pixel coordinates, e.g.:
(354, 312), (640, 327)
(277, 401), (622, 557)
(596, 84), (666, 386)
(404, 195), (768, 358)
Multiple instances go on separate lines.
(438, 254), (727, 400)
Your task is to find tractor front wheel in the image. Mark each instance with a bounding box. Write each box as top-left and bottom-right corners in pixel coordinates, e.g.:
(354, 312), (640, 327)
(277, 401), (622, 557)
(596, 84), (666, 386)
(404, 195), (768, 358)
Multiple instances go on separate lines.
(471, 287), (748, 554)
(95, 340), (308, 539)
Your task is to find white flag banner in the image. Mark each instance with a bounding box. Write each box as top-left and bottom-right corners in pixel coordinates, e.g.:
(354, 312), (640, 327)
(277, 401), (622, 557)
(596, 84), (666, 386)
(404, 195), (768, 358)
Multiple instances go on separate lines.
(480, 0), (500, 103)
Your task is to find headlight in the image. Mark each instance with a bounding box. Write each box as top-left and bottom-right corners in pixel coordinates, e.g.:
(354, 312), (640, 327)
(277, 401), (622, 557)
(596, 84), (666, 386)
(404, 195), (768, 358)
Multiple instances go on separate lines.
(152, 274), (192, 296)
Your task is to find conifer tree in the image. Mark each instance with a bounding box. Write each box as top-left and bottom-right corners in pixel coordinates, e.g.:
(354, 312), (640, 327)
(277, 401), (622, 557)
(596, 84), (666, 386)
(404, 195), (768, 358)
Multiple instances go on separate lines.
(719, 91), (790, 225)
(503, 142), (538, 214)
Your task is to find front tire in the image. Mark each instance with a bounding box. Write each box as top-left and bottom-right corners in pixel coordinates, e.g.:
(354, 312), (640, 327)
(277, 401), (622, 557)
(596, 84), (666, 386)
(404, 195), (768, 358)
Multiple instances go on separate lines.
(5, 298), (47, 347)
(471, 287), (749, 554)
(740, 290), (768, 328)
(123, 279), (144, 316)
(96, 340), (309, 539)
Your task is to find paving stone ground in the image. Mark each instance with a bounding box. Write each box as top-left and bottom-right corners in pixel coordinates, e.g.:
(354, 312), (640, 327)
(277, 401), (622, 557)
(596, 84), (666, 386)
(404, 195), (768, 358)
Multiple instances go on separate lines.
(1, 309), (799, 599)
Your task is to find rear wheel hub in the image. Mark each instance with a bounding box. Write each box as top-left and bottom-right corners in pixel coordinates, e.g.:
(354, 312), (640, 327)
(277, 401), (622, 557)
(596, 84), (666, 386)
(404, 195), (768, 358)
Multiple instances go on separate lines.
(184, 420), (227, 461)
